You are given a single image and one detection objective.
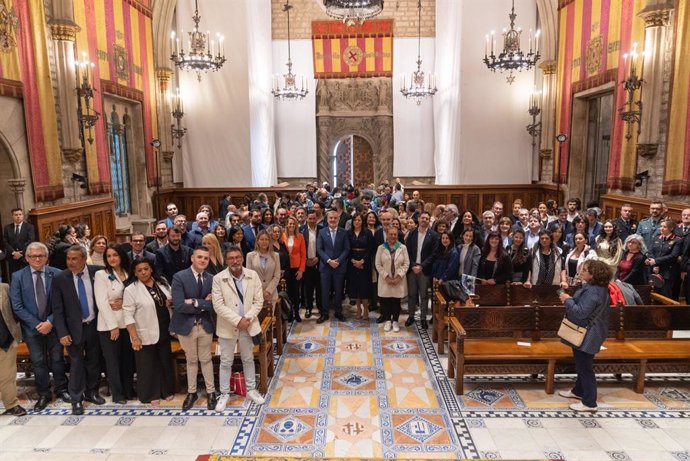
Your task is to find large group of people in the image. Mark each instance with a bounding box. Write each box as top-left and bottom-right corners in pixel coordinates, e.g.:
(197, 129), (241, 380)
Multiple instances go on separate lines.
(1, 182), (690, 417)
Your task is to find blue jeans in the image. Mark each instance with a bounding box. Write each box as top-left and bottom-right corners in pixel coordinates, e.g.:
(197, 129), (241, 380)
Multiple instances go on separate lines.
(572, 347), (597, 407)
(23, 331), (68, 397)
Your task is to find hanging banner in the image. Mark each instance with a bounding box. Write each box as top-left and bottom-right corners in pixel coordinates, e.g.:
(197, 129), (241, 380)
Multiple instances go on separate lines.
(312, 19), (393, 78)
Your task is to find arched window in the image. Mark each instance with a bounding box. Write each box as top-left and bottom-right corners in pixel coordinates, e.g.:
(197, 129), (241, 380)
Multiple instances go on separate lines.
(107, 106), (132, 215)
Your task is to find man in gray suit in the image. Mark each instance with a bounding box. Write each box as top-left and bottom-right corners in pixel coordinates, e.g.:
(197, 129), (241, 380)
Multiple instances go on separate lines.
(171, 247), (216, 411)
(10, 242), (69, 411)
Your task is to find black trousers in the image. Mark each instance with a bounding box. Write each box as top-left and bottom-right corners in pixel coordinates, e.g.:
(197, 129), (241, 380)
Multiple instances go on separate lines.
(286, 267), (302, 312)
(572, 347), (597, 407)
(23, 330), (68, 398)
(99, 329), (136, 401)
(66, 321), (102, 402)
(379, 297), (401, 322)
(302, 265), (321, 311)
(134, 335), (174, 403)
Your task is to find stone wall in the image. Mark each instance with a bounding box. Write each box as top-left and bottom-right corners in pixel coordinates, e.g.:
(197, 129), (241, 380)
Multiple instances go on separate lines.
(271, 0), (436, 39)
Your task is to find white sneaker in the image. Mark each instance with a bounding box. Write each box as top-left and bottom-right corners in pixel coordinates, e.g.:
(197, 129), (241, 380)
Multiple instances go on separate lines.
(215, 393), (230, 412)
(383, 321), (392, 332)
(569, 402), (597, 412)
(392, 321), (400, 332)
(558, 390), (582, 400)
(246, 390), (265, 405)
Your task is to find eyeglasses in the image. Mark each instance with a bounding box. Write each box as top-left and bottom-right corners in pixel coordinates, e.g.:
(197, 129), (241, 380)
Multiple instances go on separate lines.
(27, 254), (47, 259)
(132, 240), (145, 244)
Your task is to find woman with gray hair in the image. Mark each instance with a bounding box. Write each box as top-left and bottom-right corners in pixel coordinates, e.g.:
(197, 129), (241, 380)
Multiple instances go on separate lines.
(615, 234), (648, 285)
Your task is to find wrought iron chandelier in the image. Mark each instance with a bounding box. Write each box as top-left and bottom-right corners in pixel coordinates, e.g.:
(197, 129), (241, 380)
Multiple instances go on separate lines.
(272, 0), (308, 101)
(400, 0), (436, 105)
(483, 0), (540, 84)
(170, 0), (225, 82)
(75, 52), (100, 145)
(0, 0), (19, 53)
(619, 43), (643, 141)
(323, 0), (384, 26)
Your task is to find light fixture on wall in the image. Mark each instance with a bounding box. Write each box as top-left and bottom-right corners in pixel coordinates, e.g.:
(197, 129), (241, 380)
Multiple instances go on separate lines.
(526, 89), (542, 149)
(619, 42), (643, 142)
(170, 0), (225, 82)
(323, 0), (383, 26)
(400, 0), (436, 105)
(170, 87), (186, 149)
(272, 0), (308, 101)
(0, 0), (19, 53)
(483, 0), (540, 84)
(75, 52), (100, 145)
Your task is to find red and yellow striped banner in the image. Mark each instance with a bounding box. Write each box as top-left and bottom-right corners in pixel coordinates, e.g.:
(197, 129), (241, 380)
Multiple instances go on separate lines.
(312, 20), (393, 78)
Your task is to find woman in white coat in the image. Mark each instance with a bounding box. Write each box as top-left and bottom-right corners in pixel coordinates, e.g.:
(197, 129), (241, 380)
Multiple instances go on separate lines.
(375, 226), (410, 333)
(564, 232), (599, 286)
(94, 244), (133, 404)
(123, 259), (174, 404)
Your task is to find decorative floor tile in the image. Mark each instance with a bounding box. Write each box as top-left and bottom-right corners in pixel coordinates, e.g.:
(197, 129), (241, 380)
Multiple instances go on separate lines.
(256, 413), (316, 445)
(380, 338), (421, 355)
(330, 369), (377, 392)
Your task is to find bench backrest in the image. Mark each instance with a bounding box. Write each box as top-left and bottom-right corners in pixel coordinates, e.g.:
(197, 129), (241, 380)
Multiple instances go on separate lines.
(473, 284), (509, 306)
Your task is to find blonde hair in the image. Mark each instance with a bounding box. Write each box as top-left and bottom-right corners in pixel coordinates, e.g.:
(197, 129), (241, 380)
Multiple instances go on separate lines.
(284, 216), (300, 236)
(202, 233), (223, 264)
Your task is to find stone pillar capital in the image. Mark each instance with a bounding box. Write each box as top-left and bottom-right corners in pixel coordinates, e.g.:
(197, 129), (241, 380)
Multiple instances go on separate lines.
(156, 67), (173, 92)
(7, 178), (27, 193)
(62, 148), (83, 164)
(48, 20), (81, 42)
(161, 150), (175, 162)
(638, 8), (672, 27)
(539, 60), (558, 75)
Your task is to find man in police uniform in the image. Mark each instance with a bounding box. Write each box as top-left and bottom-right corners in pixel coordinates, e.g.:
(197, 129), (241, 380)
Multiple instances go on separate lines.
(636, 200), (665, 250)
(613, 203), (638, 242)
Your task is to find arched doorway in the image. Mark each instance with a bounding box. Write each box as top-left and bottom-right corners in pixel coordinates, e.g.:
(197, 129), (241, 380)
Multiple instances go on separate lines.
(331, 134), (374, 188)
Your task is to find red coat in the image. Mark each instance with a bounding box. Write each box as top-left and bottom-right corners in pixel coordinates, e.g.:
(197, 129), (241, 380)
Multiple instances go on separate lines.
(282, 233), (306, 272)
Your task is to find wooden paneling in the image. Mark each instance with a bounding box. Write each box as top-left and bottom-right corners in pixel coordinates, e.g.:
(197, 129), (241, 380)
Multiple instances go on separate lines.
(601, 194), (689, 223)
(29, 197), (116, 242)
(156, 184), (561, 218)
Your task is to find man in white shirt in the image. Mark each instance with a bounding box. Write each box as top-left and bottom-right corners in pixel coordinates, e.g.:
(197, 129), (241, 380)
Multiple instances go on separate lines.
(301, 210), (321, 318)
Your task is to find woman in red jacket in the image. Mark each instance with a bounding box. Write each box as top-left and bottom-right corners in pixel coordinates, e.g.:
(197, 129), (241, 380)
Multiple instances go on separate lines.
(282, 216), (306, 322)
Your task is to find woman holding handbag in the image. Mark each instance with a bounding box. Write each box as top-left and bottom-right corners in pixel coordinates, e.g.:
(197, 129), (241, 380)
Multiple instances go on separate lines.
(557, 259), (611, 412)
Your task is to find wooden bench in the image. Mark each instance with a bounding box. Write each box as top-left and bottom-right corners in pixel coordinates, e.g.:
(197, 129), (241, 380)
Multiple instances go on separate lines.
(448, 302), (690, 395)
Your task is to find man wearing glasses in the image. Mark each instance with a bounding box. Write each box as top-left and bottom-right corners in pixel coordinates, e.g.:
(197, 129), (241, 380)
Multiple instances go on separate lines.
(10, 242), (69, 411)
(128, 231), (156, 266)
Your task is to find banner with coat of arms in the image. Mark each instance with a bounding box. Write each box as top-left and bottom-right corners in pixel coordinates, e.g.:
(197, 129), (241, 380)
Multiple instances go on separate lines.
(312, 19), (393, 78)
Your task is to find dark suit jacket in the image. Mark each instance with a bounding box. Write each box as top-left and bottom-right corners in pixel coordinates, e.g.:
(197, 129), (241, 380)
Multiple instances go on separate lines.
(128, 250), (156, 266)
(170, 268), (214, 335)
(241, 223), (267, 251)
(404, 228), (439, 276)
(10, 265), (60, 337)
(374, 228), (405, 247)
(3, 221), (35, 259)
(146, 239), (166, 253)
(615, 252), (647, 285)
(50, 265), (100, 344)
(548, 219), (574, 238)
(317, 226), (350, 274)
(155, 244), (192, 285)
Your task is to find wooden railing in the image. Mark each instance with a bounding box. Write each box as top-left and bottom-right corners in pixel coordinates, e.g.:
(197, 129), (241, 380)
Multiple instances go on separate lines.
(601, 194), (690, 222)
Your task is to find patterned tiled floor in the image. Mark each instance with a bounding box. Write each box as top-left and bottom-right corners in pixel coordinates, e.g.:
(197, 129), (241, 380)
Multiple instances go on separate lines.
(1, 308), (690, 460)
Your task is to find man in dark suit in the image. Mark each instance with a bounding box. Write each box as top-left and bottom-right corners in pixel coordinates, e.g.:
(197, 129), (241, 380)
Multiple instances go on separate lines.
(3, 208), (36, 276)
(316, 210), (350, 323)
(404, 212), (438, 329)
(51, 245), (104, 415)
(301, 210), (323, 318)
(241, 209), (267, 251)
(10, 242), (69, 411)
(674, 208), (690, 300)
(129, 231), (156, 265)
(613, 204), (638, 242)
(146, 220), (169, 253)
(174, 214), (201, 249)
(548, 207), (574, 241)
(170, 247), (216, 411)
(155, 227), (192, 284)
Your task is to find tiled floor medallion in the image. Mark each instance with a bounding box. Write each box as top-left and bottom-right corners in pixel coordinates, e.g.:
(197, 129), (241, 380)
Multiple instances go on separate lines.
(464, 388), (506, 406)
(394, 414), (444, 443)
(293, 340), (326, 354)
(260, 414), (315, 444)
(381, 339), (418, 354)
(333, 370), (375, 391)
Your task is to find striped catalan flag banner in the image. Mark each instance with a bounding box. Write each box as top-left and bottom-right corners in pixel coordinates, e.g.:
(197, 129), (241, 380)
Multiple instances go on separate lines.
(312, 19), (393, 78)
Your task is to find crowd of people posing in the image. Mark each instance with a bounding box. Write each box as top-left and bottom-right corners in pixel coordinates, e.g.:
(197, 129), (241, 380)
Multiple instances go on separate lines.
(1, 183), (689, 418)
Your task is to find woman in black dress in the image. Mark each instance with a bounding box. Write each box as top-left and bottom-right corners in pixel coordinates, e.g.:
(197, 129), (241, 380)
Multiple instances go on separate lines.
(477, 232), (513, 285)
(616, 235), (648, 285)
(507, 229), (531, 284)
(269, 224), (290, 275)
(347, 213), (375, 319)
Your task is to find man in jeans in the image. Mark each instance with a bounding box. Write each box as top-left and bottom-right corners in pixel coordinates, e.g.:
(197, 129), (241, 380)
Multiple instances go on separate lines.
(212, 246), (266, 411)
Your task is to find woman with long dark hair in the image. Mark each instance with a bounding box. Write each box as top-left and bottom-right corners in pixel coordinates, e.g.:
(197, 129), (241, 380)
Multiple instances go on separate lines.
(594, 220), (623, 280)
(94, 244), (134, 403)
(564, 232), (598, 286)
(477, 232), (513, 285)
(228, 225), (251, 256)
(261, 208), (274, 226)
(525, 230), (568, 288)
(558, 259), (611, 412)
(507, 229), (531, 284)
(458, 229), (480, 278)
(432, 231), (460, 283)
(47, 225), (78, 270)
(347, 213), (375, 319)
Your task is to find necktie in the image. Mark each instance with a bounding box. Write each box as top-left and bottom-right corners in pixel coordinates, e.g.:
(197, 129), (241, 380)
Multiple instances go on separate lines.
(197, 273), (204, 298)
(77, 272), (90, 320)
(14, 224), (19, 237)
(331, 229), (336, 246)
(35, 271), (47, 320)
(233, 278), (244, 316)
(253, 226), (258, 237)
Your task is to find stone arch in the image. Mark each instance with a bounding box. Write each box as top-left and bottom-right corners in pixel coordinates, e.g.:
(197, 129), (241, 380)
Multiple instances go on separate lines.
(0, 97), (35, 219)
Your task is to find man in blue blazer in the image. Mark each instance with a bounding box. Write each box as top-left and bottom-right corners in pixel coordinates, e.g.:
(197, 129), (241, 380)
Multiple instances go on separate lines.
(170, 247), (217, 411)
(10, 242), (69, 411)
(316, 210), (350, 323)
(241, 209), (267, 251)
(51, 245), (105, 415)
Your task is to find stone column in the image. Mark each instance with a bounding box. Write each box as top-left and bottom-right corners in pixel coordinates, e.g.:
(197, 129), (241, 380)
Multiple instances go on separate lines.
(7, 178), (27, 211)
(636, 2), (674, 158)
(317, 117), (332, 184)
(156, 67), (176, 186)
(538, 60), (557, 183)
(48, 1), (82, 164)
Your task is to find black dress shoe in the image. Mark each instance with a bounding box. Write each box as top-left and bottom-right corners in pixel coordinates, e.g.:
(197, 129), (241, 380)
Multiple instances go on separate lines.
(72, 402), (84, 415)
(113, 399), (127, 405)
(84, 394), (106, 405)
(405, 317), (415, 327)
(182, 392), (198, 411)
(304, 309), (313, 319)
(420, 319), (429, 330)
(57, 391), (72, 404)
(334, 313), (346, 322)
(376, 316), (386, 324)
(33, 396), (51, 412)
(4, 405), (27, 416)
(207, 392), (217, 410)
(293, 309), (302, 323)
(316, 315), (329, 324)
